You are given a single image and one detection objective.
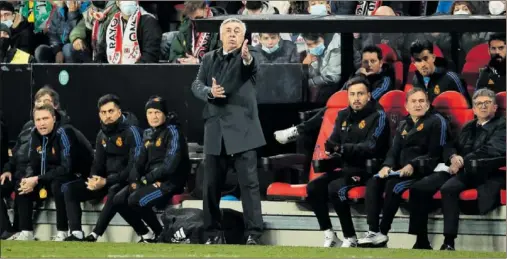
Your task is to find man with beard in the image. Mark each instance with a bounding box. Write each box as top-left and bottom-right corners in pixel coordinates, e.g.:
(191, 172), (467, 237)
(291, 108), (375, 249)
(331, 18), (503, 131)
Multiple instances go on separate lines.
(476, 33), (506, 93)
(0, 23), (33, 63)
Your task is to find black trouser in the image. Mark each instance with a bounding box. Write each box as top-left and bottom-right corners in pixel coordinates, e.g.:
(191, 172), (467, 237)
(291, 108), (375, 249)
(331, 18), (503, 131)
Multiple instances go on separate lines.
(17, 179), (69, 231)
(64, 180), (148, 236)
(365, 176), (416, 235)
(408, 171), (452, 237)
(297, 107), (325, 175)
(112, 185), (162, 235)
(306, 169), (366, 238)
(0, 179), (18, 233)
(203, 147), (263, 238)
(126, 184), (172, 235)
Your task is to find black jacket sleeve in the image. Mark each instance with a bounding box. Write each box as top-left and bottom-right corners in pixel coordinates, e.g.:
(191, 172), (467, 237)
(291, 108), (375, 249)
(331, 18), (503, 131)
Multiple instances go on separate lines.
(191, 53), (216, 103)
(222, 47), (259, 95)
(444, 71), (471, 106)
(475, 68), (489, 91)
(341, 110), (390, 161)
(383, 122), (404, 168)
(108, 127), (143, 186)
(25, 134), (38, 178)
(39, 128), (75, 182)
(2, 140), (17, 173)
(137, 15), (162, 63)
(325, 111), (344, 153)
(90, 133), (106, 178)
(466, 120), (506, 160)
(145, 125), (183, 184)
(129, 140), (147, 184)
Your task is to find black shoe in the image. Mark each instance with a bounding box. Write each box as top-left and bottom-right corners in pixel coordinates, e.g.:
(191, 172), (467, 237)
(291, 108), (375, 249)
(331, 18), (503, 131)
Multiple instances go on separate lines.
(440, 244), (455, 251)
(412, 242), (433, 250)
(0, 231), (17, 240)
(83, 234), (97, 242)
(64, 234), (84, 242)
(246, 235), (262, 245)
(205, 233), (226, 245)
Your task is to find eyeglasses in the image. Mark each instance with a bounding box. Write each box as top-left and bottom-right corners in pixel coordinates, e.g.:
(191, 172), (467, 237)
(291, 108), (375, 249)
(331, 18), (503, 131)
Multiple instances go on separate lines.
(473, 100), (493, 108)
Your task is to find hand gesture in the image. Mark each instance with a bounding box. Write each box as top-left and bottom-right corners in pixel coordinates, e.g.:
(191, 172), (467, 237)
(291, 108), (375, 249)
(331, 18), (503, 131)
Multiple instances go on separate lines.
(359, 67), (375, 77)
(177, 53), (199, 64)
(449, 163), (460, 175)
(399, 164), (414, 177)
(378, 166), (390, 178)
(241, 40), (251, 62)
(210, 77), (226, 98)
(0, 172), (12, 185)
(73, 39), (86, 51)
(302, 53), (317, 65)
(450, 155), (464, 168)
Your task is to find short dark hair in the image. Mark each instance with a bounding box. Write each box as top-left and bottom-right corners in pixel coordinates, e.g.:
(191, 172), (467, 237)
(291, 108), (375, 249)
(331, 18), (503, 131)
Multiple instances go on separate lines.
(97, 94), (121, 110)
(259, 32), (280, 38)
(405, 87), (429, 103)
(183, 1), (207, 15)
(35, 85), (60, 109)
(345, 76), (371, 92)
(488, 33), (506, 46)
(0, 1), (14, 13)
(33, 103), (56, 118)
(410, 40), (434, 57)
(302, 33), (325, 42)
(450, 1), (475, 14)
(361, 45), (383, 60)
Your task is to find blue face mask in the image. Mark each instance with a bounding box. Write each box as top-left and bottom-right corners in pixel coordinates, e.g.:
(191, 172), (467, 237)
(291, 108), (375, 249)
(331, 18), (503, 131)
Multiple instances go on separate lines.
(309, 4), (328, 15)
(119, 1), (138, 16)
(309, 43), (325, 56)
(262, 43), (280, 54)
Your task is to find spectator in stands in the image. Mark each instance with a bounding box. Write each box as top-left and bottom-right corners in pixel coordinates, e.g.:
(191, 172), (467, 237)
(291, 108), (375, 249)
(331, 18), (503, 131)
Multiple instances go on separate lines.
(34, 1), (88, 63)
(330, 1), (356, 15)
(63, 94), (151, 242)
(306, 76), (390, 248)
(307, 0), (331, 15)
(14, 104), (93, 241)
(0, 1), (35, 54)
(357, 88), (448, 247)
(0, 23), (33, 63)
(410, 40), (471, 105)
(489, 1), (506, 15)
(255, 33), (299, 64)
(476, 33), (506, 93)
(116, 96), (190, 242)
(191, 18), (265, 245)
(241, 1), (290, 47)
(409, 89), (506, 251)
(303, 33), (342, 103)
(18, 0), (52, 34)
(95, 1), (161, 64)
(352, 45), (395, 100)
(69, 1), (119, 63)
(169, 1), (225, 64)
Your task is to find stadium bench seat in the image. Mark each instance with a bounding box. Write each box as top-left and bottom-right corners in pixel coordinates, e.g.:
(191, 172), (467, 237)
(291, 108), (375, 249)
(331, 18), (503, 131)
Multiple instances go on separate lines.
(465, 43), (489, 63)
(462, 61), (489, 97)
(378, 90), (408, 139)
(496, 92), (506, 117)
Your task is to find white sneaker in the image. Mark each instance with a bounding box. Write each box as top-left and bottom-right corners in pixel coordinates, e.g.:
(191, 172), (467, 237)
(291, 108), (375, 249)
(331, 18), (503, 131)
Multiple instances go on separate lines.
(341, 237), (358, 248)
(6, 232), (20, 240)
(274, 126), (299, 144)
(323, 230), (341, 248)
(357, 231), (388, 246)
(14, 231), (35, 241)
(52, 231), (68, 241)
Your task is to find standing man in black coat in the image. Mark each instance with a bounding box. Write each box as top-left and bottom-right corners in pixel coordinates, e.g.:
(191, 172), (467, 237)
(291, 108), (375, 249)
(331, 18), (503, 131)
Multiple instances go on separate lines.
(191, 18), (266, 245)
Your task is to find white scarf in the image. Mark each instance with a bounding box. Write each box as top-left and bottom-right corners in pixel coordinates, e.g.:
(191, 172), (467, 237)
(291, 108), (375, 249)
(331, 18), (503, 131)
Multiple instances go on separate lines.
(106, 9), (142, 64)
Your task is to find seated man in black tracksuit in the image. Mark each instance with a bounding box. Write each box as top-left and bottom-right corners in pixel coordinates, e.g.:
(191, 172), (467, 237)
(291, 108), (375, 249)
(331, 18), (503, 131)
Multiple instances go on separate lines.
(476, 33), (506, 94)
(357, 87), (449, 247)
(14, 104), (93, 241)
(410, 40), (471, 106)
(113, 96), (190, 241)
(64, 94), (152, 242)
(306, 76), (390, 248)
(409, 88), (506, 251)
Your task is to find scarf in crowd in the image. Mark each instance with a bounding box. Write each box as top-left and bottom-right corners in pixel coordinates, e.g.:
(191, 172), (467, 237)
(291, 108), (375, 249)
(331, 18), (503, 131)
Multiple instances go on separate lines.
(20, 0), (52, 33)
(191, 8), (213, 60)
(355, 1), (382, 15)
(106, 9), (142, 64)
(91, 4), (114, 60)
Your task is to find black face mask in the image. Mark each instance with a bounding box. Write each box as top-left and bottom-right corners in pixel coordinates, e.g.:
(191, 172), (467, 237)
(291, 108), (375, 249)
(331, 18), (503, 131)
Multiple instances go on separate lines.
(245, 1), (263, 11)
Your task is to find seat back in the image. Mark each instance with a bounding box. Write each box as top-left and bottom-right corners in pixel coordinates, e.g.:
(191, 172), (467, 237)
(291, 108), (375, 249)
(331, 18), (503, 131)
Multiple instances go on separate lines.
(377, 43), (398, 62)
(496, 92), (506, 117)
(466, 43), (489, 63)
(393, 61), (404, 89)
(379, 90), (408, 139)
(404, 83), (414, 93)
(309, 91), (348, 180)
(433, 44), (444, 58)
(462, 61), (488, 96)
(432, 91), (474, 135)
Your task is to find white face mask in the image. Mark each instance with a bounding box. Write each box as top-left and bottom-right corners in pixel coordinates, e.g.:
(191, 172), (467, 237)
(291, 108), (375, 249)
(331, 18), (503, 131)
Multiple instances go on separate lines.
(489, 1), (506, 15)
(1, 19), (13, 28)
(119, 1), (138, 16)
(454, 10), (470, 15)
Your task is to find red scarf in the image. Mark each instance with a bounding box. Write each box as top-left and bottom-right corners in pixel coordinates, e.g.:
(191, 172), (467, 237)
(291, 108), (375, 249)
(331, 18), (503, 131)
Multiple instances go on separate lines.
(106, 10), (142, 64)
(191, 8), (213, 60)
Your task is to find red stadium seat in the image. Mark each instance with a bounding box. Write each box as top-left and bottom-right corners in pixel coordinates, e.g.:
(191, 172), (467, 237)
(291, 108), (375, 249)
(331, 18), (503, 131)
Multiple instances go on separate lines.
(404, 84), (414, 93)
(379, 90), (408, 138)
(432, 91), (474, 135)
(377, 43), (398, 62)
(433, 44), (444, 58)
(501, 190), (506, 205)
(466, 43), (489, 63)
(402, 190), (441, 200)
(496, 92), (506, 117)
(170, 193), (192, 205)
(462, 61), (489, 97)
(393, 61), (404, 89)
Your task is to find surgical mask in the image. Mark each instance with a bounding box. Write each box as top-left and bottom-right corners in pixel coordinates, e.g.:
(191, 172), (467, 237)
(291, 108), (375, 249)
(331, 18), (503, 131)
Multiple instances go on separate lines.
(309, 4), (328, 15)
(454, 10), (470, 15)
(489, 1), (506, 15)
(262, 43), (279, 54)
(309, 43), (325, 56)
(119, 1), (138, 16)
(1, 19), (13, 28)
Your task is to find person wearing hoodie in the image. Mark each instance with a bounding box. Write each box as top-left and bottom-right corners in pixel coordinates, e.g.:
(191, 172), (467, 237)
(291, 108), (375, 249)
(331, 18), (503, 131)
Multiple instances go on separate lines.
(254, 33), (299, 64)
(410, 40), (471, 106)
(34, 0), (89, 63)
(95, 1), (161, 64)
(113, 96), (191, 242)
(306, 76), (390, 248)
(0, 23), (33, 63)
(0, 1), (35, 54)
(169, 1), (225, 64)
(13, 104), (94, 241)
(68, 0), (119, 63)
(63, 94), (153, 242)
(476, 33), (506, 94)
